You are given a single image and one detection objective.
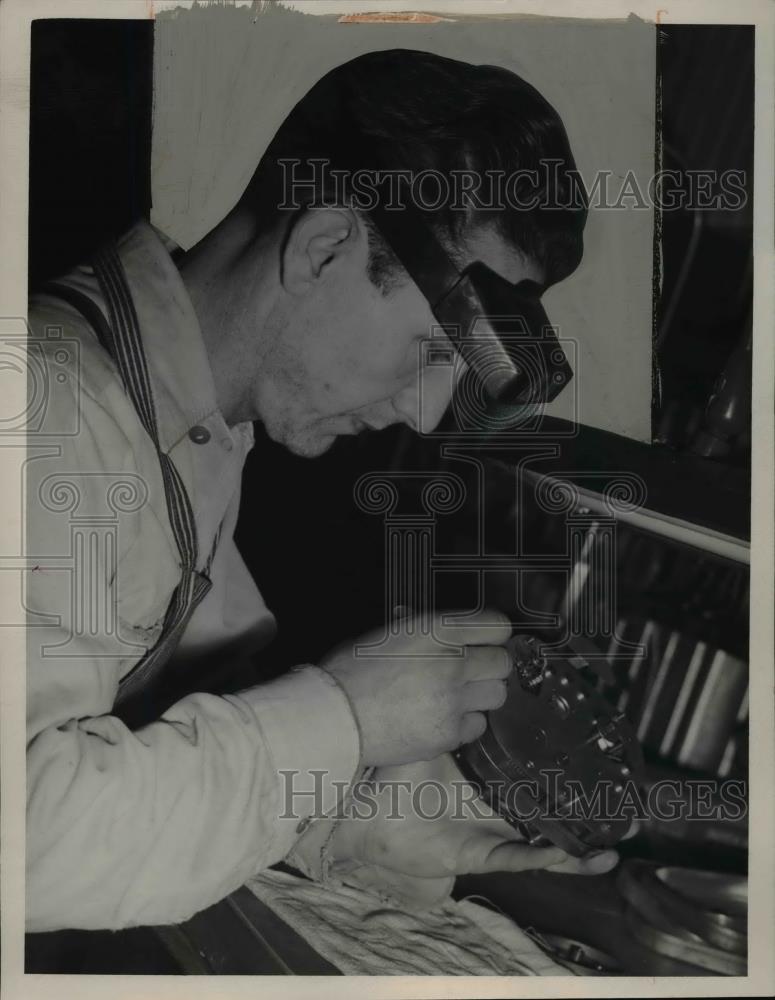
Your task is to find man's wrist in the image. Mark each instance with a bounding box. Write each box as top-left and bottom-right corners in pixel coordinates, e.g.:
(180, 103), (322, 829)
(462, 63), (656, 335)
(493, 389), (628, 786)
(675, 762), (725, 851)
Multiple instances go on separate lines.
(234, 665), (361, 834)
(316, 664), (366, 768)
(284, 763), (374, 880)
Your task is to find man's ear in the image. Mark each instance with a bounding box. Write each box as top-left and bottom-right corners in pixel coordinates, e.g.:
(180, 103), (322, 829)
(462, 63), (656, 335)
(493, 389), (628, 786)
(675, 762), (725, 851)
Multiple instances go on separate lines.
(281, 208), (358, 295)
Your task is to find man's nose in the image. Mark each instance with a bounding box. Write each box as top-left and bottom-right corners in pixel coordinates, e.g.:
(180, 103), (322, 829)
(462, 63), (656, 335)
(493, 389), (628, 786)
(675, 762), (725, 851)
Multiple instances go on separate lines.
(392, 367), (454, 435)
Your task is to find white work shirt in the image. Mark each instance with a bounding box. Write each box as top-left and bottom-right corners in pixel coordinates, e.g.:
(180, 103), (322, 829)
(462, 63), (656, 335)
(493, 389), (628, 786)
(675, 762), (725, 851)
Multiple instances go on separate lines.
(25, 220), (361, 931)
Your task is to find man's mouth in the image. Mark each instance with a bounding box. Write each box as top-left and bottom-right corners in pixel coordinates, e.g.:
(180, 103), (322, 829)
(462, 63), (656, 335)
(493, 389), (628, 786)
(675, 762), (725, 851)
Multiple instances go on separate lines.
(356, 416), (394, 432)
(347, 416), (378, 434)
(331, 415), (393, 436)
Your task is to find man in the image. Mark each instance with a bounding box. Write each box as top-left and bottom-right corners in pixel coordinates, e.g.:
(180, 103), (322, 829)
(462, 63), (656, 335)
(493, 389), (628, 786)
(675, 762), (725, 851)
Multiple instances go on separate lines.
(26, 49), (612, 934)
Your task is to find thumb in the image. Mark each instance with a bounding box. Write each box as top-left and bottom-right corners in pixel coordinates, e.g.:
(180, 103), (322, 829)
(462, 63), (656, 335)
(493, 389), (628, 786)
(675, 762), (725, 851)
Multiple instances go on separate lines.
(464, 835), (568, 874)
(546, 849), (620, 876)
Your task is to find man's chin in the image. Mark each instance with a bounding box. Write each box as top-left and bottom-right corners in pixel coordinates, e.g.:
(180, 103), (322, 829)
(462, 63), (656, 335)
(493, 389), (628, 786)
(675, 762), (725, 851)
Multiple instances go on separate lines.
(265, 415), (355, 458)
(282, 431), (337, 459)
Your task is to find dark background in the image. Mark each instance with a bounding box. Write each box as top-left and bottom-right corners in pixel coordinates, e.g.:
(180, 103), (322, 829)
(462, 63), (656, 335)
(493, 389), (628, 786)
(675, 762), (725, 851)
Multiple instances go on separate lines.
(29, 20), (153, 287)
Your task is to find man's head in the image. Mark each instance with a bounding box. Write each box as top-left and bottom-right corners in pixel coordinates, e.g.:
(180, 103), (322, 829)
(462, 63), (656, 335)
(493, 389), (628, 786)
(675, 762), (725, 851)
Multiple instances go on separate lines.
(202, 50), (586, 456)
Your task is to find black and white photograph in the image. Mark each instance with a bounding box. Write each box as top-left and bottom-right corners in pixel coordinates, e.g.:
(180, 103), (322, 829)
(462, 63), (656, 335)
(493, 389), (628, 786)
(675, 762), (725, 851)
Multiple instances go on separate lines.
(0, 0), (773, 993)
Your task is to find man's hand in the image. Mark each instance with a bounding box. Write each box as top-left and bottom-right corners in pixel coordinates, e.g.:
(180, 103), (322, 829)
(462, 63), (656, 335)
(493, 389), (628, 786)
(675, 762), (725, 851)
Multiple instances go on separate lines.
(320, 609), (512, 767)
(328, 754), (620, 882)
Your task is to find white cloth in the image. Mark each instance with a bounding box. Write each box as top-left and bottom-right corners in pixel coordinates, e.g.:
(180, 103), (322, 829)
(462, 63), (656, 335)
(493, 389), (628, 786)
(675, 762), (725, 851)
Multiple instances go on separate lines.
(25, 220), (361, 932)
(246, 869), (566, 976)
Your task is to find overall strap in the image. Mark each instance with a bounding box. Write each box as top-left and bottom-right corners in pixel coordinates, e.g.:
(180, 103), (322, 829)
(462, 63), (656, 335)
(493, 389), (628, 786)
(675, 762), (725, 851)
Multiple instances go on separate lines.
(42, 244), (212, 726)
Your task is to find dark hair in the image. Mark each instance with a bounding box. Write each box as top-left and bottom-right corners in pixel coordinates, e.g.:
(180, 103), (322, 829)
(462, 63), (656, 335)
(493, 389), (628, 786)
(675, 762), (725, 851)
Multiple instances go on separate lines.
(242, 49), (587, 291)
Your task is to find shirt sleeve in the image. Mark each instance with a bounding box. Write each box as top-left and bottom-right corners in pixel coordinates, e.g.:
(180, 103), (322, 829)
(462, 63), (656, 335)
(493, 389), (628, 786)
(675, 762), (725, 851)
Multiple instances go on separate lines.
(27, 664), (361, 931)
(25, 330), (361, 932)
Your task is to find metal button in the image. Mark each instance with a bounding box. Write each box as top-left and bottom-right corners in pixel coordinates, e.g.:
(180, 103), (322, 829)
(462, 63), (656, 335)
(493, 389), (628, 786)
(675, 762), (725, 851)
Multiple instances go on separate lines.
(188, 425), (211, 444)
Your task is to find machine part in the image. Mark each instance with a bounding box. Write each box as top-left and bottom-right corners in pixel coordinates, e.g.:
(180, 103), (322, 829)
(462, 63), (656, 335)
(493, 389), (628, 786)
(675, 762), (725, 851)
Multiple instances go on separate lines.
(513, 634), (547, 690)
(454, 634), (645, 857)
(654, 866), (746, 929)
(623, 905), (746, 976)
(617, 861), (747, 956)
(690, 327), (752, 460)
(525, 929), (622, 976)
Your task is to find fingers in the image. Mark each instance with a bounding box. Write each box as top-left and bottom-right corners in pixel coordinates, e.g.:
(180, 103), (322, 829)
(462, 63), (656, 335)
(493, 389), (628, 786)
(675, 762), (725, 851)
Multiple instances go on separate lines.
(546, 849), (620, 876)
(468, 836), (568, 874)
(462, 644), (512, 683)
(458, 711), (487, 744)
(461, 678), (508, 714)
(466, 837), (618, 877)
(435, 608), (512, 647)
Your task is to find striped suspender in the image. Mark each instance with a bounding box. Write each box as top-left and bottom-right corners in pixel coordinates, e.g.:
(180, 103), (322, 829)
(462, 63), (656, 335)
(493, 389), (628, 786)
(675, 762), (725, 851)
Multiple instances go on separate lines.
(43, 242), (212, 726)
